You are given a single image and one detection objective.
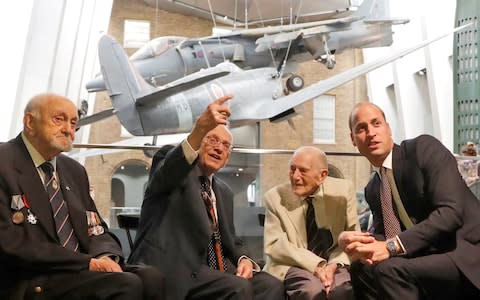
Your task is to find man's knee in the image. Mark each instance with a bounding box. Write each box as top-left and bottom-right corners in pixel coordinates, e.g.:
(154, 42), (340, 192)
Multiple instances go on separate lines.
(252, 271), (285, 299)
(330, 282), (354, 300)
(128, 265), (165, 300)
(111, 272), (144, 296)
(374, 258), (402, 281)
(228, 276), (254, 297)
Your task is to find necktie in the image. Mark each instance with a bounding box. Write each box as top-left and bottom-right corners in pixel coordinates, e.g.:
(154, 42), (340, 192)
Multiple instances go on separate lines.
(40, 162), (79, 252)
(305, 197), (333, 258)
(199, 176), (226, 272)
(379, 167), (402, 239)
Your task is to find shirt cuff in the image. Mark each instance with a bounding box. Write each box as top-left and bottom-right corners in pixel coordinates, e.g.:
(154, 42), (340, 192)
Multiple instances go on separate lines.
(395, 235), (407, 255)
(238, 255), (261, 272)
(96, 253), (120, 263)
(181, 139), (198, 165)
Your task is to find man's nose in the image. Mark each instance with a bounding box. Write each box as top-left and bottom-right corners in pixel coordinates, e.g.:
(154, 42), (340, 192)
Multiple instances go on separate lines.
(366, 125), (376, 137)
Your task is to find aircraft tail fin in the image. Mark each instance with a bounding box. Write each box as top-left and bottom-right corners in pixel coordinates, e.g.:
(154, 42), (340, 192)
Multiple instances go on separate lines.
(98, 35), (152, 135)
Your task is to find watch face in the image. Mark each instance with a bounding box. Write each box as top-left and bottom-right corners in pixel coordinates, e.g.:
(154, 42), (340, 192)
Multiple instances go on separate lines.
(386, 240), (397, 257)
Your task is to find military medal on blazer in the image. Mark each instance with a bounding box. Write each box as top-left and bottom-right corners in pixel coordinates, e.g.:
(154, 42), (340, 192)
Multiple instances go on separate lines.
(10, 194), (37, 225)
(86, 210), (104, 236)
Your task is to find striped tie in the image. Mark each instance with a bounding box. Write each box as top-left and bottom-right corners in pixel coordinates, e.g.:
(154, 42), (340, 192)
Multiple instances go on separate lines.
(40, 162), (79, 252)
(306, 197), (333, 258)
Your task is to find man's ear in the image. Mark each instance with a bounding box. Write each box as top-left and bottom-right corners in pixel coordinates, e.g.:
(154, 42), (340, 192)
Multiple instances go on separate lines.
(23, 113), (35, 135)
(321, 169), (328, 179)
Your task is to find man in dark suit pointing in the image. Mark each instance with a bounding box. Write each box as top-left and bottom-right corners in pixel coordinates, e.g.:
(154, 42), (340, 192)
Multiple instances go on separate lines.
(129, 95), (285, 300)
(339, 102), (480, 299)
(0, 93), (164, 300)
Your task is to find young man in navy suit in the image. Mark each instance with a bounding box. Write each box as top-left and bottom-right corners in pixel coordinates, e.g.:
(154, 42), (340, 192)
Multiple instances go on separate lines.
(339, 102), (480, 299)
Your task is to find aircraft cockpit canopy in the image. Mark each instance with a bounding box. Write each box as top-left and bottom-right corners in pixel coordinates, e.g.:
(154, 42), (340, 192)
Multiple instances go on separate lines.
(130, 36), (187, 60)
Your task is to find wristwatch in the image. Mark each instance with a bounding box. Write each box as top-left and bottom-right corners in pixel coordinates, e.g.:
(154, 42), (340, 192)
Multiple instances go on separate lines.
(386, 238), (398, 257)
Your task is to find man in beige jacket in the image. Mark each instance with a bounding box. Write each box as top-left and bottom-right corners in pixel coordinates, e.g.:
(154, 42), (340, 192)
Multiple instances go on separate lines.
(263, 146), (359, 300)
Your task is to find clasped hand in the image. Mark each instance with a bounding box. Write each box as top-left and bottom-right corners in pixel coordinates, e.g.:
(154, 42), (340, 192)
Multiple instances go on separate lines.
(89, 256), (123, 273)
(236, 258), (254, 279)
(314, 263), (338, 295)
(338, 231), (389, 264)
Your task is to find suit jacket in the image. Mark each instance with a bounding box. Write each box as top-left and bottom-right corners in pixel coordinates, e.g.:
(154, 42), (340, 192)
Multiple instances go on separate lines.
(129, 144), (248, 300)
(263, 177), (360, 280)
(0, 135), (123, 298)
(365, 134), (480, 289)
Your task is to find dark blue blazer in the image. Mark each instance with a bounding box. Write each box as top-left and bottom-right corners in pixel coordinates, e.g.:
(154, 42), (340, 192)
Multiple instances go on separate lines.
(0, 135), (122, 299)
(365, 134), (480, 289)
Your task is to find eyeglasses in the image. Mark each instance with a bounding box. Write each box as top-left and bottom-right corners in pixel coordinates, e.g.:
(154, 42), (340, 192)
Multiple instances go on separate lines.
(205, 135), (232, 151)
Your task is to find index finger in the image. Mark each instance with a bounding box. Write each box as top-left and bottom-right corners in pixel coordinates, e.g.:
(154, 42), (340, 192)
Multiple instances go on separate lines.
(214, 95), (233, 105)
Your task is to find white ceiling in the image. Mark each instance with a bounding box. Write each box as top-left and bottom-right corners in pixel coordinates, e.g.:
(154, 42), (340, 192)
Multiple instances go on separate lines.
(143, 0), (353, 26)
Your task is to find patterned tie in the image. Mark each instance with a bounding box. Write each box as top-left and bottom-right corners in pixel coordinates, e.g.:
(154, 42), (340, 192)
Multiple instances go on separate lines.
(305, 197), (333, 258)
(379, 167), (402, 239)
(40, 162), (79, 252)
(199, 176), (226, 272)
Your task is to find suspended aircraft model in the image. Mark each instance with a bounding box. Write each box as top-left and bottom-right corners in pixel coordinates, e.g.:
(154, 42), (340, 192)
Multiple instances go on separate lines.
(77, 24), (468, 140)
(85, 0), (408, 93)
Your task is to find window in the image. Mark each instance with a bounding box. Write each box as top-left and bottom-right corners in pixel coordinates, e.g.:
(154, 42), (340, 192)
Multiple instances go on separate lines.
(313, 95), (335, 144)
(124, 20), (150, 48)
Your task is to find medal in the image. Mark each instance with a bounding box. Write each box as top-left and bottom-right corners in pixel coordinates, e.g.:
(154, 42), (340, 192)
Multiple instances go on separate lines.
(27, 209), (37, 224)
(12, 211), (24, 224)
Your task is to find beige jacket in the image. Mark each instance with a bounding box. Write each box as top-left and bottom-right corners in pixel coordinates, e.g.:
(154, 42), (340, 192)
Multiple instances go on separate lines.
(263, 177), (360, 280)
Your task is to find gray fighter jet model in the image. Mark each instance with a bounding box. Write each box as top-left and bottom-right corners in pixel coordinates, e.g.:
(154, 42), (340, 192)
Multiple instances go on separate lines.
(86, 0), (408, 93)
(78, 24), (467, 136)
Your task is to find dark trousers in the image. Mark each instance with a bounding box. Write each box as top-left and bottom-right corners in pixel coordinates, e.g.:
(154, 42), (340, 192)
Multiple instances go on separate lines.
(185, 264), (286, 300)
(350, 254), (480, 300)
(19, 265), (164, 300)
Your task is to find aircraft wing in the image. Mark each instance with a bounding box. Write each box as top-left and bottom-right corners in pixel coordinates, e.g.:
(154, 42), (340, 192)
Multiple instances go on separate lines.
(214, 15), (360, 38)
(136, 70), (230, 107)
(77, 108), (116, 127)
(254, 23), (352, 52)
(233, 24), (470, 122)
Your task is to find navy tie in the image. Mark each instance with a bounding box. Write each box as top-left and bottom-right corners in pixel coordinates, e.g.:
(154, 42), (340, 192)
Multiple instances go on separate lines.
(40, 162), (79, 252)
(306, 197), (333, 258)
(200, 176), (226, 272)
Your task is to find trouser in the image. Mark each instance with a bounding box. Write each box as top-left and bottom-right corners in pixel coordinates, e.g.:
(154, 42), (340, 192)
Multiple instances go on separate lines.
(350, 254), (480, 300)
(19, 264), (164, 300)
(186, 264), (286, 300)
(284, 266), (353, 300)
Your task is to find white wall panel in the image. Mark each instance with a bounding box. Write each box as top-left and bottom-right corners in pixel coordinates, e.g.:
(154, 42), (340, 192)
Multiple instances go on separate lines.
(363, 0), (456, 149)
(4, 0), (112, 142)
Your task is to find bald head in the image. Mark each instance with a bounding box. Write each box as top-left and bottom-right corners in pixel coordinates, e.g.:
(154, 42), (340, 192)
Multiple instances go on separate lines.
(289, 146), (329, 197)
(23, 93), (78, 160)
(291, 146), (328, 170)
(349, 102), (386, 132)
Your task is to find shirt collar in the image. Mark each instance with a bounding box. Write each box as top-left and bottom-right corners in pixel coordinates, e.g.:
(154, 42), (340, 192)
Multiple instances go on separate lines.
(372, 149), (393, 175)
(302, 184), (324, 202)
(21, 132), (57, 170)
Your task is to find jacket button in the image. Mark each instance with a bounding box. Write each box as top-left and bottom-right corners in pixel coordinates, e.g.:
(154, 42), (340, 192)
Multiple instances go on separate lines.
(191, 272), (197, 279)
(34, 286), (42, 293)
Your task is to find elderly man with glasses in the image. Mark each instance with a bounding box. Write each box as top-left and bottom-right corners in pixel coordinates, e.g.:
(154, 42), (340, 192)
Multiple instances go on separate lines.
(129, 96), (285, 300)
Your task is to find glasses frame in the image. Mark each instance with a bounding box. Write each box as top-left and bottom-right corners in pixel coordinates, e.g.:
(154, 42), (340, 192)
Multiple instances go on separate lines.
(204, 135), (232, 151)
